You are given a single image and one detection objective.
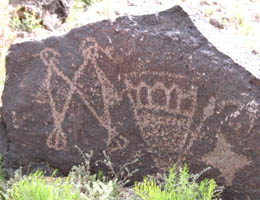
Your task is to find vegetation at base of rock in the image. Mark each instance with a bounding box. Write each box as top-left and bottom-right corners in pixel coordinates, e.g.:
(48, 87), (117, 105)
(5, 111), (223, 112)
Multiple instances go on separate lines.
(67, 146), (140, 199)
(0, 150), (223, 200)
(0, 156), (6, 199)
(2, 170), (82, 200)
(134, 164), (224, 200)
(0, 149), (141, 200)
(67, 149), (121, 199)
(0, 156), (4, 182)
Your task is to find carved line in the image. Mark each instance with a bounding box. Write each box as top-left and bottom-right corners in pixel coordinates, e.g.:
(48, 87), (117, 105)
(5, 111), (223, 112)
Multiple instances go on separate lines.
(40, 48), (67, 150)
(124, 73), (199, 166)
(40, 38), (121, 150)
(124, 78), (197, 118)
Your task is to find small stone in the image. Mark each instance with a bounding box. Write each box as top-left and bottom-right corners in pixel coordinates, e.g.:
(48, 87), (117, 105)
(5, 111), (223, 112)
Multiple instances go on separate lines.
(209, 18), (224, 29)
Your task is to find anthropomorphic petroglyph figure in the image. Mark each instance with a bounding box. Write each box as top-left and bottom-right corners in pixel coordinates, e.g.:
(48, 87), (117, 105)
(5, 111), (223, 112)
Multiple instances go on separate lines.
(40, 38), (121, 150)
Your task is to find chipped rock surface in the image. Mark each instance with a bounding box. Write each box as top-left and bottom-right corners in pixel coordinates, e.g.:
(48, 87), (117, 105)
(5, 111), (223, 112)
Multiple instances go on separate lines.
(2, 6), (260, 199)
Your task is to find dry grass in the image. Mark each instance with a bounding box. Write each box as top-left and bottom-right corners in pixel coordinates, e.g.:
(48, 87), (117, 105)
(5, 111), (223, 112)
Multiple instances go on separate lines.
(0, 1), (8, 107)
(195, 0), (260, 53)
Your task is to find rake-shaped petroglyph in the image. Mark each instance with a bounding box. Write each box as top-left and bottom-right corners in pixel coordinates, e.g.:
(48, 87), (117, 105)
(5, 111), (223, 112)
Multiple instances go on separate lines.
(125, 72), (201, 168)
(124, 71), (257, 170)
(40, 38), (120, 150)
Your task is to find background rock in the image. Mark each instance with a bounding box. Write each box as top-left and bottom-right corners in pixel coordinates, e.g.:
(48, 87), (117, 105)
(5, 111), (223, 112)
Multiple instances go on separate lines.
(9, 0), (74, 30)
(2, 6), (260, 199)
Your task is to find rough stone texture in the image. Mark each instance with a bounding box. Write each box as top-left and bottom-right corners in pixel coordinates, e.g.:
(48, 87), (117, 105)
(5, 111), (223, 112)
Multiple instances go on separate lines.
(9, 0), (74, 30)
(0, 108), (8, 158)
(2, 6), (260, 199)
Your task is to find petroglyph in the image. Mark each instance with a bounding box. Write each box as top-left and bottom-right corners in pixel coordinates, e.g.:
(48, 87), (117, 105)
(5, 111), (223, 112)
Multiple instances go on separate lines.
(202, 136), (251, 185)
(123, 72), (229, 168)
(179, 96), (217, 164)
(39, 38), (121, 150)
(219, 100), (256, 135)
(124, 71), (257, 169)
(199, 99), (257, 185)
(124, 71), (199, 168)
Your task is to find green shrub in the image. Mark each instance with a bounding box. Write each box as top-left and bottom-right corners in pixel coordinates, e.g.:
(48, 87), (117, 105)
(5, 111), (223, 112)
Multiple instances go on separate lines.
(80, 0), (103, 6)
(134, 164), (223, 200)
(0, 146), (140, 200)
(4, 170), (82, 200)
(10, 7), (42, 33)
(0, 156), (6, 199)
(68, 147), (139, 200)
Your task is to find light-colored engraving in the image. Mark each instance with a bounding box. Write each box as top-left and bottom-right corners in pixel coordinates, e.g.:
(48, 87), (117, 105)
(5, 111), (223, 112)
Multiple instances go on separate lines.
(202, 135), (251, 185)
(178, 96), (217, 164)
(109, 135), (130, 153)
(124, 70), (258, 172)
(40, 48), (67, 150)
(220, 100), (256, 135)
(11, 111), (19, 129)
(39, 38), (122, 150)
(200, 99), (257, 185)
(124, 71), (201, 168)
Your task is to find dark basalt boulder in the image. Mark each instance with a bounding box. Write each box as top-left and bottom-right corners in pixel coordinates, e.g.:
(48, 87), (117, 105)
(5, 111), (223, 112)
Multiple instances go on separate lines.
(2, 6), (260, 199)
(0, 108), (8, 158)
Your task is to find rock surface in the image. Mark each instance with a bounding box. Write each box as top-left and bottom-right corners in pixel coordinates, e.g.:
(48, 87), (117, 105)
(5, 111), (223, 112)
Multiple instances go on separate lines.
(0, 108), (8, 158)
(2, 6), (260, 199)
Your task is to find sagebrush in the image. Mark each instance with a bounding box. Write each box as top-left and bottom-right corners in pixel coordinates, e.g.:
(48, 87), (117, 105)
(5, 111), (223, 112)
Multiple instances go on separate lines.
(134, 164), (224, 200)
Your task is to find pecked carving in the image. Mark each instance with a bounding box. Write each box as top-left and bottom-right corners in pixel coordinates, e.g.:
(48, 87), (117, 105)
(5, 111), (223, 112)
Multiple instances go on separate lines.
(202, 136), (251, 186)
(124, 71), (199, 168)
(39, 38), (121, 150)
